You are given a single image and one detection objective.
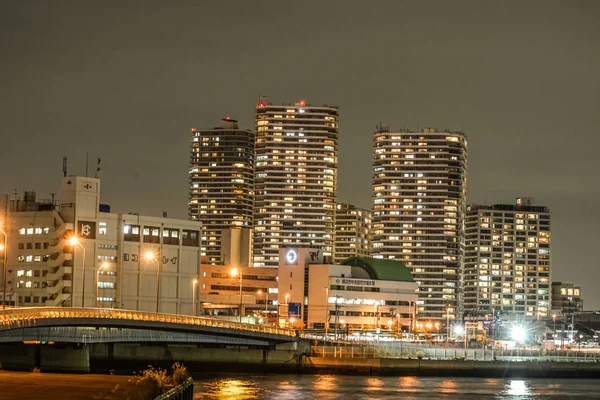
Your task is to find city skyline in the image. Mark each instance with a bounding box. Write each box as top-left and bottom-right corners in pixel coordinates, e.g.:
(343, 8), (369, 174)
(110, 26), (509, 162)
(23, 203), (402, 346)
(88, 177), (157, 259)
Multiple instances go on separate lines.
(1, 1), (599, 308)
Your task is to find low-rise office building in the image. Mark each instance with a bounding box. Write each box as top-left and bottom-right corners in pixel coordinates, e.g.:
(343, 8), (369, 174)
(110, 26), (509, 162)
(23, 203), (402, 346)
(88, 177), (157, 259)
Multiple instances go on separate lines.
(277, 248), (418, 331)
(0, 176), (201, 314)
(198, 263), (278, 320)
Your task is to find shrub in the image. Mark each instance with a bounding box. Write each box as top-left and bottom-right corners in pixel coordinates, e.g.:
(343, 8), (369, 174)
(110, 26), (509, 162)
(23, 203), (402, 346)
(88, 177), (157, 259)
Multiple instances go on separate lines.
(171, 362), (190, 386)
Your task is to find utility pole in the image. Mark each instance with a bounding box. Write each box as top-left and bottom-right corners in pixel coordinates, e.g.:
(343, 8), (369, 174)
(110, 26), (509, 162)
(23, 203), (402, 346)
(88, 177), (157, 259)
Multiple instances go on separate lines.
(334, 295), (340, 340)
(324, 287), (329, 338)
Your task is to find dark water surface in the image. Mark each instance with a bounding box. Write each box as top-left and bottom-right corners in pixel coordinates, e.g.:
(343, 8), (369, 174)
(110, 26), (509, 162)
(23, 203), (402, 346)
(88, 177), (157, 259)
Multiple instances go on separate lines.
(193, 375), (600, 399)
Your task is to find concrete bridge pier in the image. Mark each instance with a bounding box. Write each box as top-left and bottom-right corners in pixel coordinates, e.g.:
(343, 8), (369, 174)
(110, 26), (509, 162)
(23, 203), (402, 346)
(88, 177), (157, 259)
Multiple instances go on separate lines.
(0, 343), (90, 373)
(40, 345), (90, 373)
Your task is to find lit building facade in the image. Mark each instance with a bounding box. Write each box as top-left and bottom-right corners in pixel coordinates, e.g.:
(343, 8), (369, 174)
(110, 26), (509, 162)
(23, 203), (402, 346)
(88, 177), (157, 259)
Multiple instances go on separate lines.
(188, 118), (254, 265)
(198, 263), (278, 321)
(334, 203), (371, 264)
(277, 248), (417, 331)
(371, 126), (468, 321)
(1, 176), (201, 313)
(464, 198), (552, 319)
(253, 97), (338, 268)
(551, 282), (582, 316)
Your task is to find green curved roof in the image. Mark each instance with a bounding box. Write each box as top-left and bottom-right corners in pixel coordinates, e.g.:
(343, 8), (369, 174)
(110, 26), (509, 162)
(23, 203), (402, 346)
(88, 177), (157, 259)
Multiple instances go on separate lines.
(341, 257), (414, 283)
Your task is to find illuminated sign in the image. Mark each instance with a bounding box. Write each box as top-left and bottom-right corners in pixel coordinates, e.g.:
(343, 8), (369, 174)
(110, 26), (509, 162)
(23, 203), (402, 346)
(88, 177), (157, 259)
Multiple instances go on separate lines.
(285, 248), (298, 265)
(335, 278), (376, 287)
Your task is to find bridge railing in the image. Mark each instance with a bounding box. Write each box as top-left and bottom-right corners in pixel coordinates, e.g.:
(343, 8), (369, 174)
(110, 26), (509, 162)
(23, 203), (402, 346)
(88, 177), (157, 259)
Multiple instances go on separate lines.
(0, 307), (297, 338)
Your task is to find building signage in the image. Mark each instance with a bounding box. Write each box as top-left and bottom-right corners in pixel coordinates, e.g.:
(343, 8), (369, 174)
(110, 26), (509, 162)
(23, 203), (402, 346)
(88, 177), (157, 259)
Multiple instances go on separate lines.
(284, 248), (298, 265)
(334, 278), (376, 287)
(288, 302), (302, 318)
(307, 248), (323, 264)
(77, 221), (96, 239)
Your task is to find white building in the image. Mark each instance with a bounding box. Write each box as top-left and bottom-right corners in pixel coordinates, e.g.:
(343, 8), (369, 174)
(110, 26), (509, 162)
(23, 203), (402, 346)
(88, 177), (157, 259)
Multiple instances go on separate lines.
(253, 97), (338, 268)
(371, 125), (468, 321)
(277, 248), (417, 332)
(1, 176), (201, 314)
(464, 198), (551, 319)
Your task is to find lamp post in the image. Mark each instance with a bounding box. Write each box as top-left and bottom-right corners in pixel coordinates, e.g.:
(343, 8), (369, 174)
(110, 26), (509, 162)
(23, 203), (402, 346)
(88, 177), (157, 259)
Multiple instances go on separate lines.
(324, 287), (329, 337)
(285, 293), (291, 327)
(257, 290), (269, 323)
(69, 237), (86, 307)
(145, 252), (160, 313)
(96, 262), (109, 307)
(446, 306), (451, 343)
(0, 224), (7, 309)
(192, 278), (198, 316)
(230, 268), (243, 323)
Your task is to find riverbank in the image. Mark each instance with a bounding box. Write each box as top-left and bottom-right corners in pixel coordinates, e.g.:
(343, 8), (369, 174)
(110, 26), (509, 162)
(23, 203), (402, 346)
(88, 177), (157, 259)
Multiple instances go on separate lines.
(304, 357), (600, 378)
(0, 371), (130, 400)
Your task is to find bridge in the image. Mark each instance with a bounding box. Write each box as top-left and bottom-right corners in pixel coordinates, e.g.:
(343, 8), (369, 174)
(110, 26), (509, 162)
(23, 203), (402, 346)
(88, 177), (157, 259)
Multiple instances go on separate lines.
(0, 307), (298, 347)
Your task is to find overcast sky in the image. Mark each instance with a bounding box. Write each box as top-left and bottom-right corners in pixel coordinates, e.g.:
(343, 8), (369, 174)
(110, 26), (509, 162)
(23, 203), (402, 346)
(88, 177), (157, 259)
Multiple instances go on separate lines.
(1, 1), (599, 308)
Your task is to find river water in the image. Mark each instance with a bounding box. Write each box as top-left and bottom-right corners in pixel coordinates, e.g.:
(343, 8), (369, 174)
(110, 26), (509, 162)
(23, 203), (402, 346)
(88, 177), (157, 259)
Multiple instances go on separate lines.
(193, 375), (600, 399)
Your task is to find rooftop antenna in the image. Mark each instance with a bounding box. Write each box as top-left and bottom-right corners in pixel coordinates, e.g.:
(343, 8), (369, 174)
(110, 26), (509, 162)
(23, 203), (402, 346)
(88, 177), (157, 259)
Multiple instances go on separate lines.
(95, 157), (101, 179)
(85, 152), (89, 177)
(50, 193), (56, 207)
(63, 156), (68, 177)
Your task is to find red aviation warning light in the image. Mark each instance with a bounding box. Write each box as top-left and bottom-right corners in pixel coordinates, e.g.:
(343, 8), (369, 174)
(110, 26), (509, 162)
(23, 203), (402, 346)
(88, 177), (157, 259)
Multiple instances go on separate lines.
(299, 100), (306, 106)
(191, 128), (196, 132)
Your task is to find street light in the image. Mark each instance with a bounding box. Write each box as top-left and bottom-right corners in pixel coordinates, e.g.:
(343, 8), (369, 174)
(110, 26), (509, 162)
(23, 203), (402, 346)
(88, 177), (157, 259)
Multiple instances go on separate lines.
(192, 278), (198, 316)
(96, 262), (109, 307)
(257, 290), (268, 323)
(0, 224), (7, 309)
(230, 268), (243, 323)
(69, 237), (86, 307)
(145, 251), (160, 313)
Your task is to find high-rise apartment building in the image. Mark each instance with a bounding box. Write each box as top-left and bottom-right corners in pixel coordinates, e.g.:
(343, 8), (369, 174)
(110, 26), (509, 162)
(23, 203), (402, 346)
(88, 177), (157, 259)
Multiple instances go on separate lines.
(189, 118), (254, 264)
(334, 203), (371, 263)
(253, 97), (338, 268)
(551, 282), (582, 316)
(464, 198), (551, 319)
(371, 126), (468, 321)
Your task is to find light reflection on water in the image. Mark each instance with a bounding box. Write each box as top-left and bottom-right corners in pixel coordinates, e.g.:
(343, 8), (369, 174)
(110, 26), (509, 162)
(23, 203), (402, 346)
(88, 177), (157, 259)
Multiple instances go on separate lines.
(195, 375), (600, 399)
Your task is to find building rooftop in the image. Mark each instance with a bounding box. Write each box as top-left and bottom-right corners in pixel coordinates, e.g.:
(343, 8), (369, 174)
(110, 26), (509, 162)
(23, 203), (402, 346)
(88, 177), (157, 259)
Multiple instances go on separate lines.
(341, 257), (414, 283)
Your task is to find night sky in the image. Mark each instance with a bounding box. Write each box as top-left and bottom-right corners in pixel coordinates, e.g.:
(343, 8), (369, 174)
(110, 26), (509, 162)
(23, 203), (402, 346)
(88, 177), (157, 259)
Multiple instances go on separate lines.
(1, 2), (599, 308)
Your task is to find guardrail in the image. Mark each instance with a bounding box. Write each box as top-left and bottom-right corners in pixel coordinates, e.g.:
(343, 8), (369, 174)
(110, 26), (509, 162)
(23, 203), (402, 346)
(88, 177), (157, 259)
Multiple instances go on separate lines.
(155, 378), (194, 400)
(0, 307), (297, 338)
(311, 342), (600, 362)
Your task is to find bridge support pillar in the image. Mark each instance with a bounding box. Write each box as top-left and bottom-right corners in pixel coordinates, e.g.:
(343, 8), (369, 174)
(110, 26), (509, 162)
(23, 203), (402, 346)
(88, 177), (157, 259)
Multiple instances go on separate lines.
(40, 345), (90, 373)
(0, 344), (36, 371)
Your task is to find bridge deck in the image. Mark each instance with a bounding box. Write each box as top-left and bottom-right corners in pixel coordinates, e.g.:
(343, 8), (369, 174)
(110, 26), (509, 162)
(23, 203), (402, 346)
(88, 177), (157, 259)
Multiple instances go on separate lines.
(0, 307), (297, 345)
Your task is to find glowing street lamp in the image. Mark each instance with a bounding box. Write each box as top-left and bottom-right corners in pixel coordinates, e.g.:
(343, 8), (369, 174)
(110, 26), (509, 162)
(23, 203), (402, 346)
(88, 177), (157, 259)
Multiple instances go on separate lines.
(512, 326), (526, 343)
(0, 224), (6, 309)
(145, 251), (160, 313)
(257, 290), (268, 322)
(69, 237), (86, 307)
(192, 278), (198, 316)
(230, 268), (243, 323)
(96, 262), (109, 307)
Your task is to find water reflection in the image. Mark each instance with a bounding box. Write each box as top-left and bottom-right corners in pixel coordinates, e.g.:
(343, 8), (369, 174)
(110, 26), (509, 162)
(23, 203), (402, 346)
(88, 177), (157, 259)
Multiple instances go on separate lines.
(439, 379), (457, 393)
(200, 378), (260, 399)
(498, 379), (534, 399)
(195, 375), (600, 399)
(398, 375), (418, 391)
(364, 377), (384, 391)
(313, 375), (339, 392)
